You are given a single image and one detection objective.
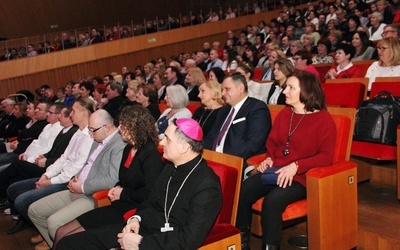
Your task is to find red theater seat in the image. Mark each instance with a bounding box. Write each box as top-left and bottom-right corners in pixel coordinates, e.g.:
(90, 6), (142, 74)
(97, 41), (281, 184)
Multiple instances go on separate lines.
(93, 149), (244, 250)
(250, 107), (358, 249)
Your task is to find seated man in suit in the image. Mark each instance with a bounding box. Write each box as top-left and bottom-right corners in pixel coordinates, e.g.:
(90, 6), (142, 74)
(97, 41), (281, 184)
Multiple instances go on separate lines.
(204, 72), (272, 174)
(56, 118), (222, 250)
(28, 109), (126, 249)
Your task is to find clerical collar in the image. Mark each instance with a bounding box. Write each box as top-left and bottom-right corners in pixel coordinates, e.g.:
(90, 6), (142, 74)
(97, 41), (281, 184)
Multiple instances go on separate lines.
(173, 154), (202, 170)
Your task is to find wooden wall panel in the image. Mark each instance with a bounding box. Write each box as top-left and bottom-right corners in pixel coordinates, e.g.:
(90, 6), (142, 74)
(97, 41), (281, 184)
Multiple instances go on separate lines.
(0, 0), (195, 38)
(0, 10), (282, 98)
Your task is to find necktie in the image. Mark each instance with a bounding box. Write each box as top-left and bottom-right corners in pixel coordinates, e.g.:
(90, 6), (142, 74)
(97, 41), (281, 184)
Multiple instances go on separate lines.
(213, 108), (235, 150)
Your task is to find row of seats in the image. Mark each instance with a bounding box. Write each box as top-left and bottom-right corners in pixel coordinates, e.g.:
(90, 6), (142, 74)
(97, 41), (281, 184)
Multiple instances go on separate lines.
(94, 104), (358, 249)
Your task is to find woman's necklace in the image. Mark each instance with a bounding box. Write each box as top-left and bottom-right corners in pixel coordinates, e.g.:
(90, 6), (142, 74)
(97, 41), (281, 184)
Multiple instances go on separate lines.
(282, 110), (307, 156)
(198, 108), (215, 128)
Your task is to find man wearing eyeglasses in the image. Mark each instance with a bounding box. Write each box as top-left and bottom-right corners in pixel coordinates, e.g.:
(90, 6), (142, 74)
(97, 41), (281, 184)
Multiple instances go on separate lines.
(382, 24), (399, 39)
(5, 106), (79, 234)
(0, 103), (64, 207)
(29, 108), (126, 249)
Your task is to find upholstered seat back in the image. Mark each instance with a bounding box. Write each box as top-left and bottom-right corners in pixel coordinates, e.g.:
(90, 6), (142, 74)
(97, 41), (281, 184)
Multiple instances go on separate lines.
(369, 82), (400, 98)
(206, 160), (238, 225)
(323, 83), (365, 108)
(331, 114), (352, 162)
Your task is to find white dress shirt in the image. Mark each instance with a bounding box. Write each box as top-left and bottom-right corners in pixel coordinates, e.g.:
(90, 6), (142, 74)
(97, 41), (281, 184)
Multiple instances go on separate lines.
(24, 121), (63, 163)
(44, 126), (93, 184)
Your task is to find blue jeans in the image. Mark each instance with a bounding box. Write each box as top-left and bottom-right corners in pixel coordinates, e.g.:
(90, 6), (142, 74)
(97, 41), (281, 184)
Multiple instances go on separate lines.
(7, 178), (67, 221)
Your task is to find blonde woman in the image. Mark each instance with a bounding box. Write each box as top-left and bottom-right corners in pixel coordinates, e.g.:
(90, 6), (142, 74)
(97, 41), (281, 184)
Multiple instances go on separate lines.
(185, 67), (206, 101)
(143, 63), (155, 84)
(192, 79), (224, 137)
(365, 38), (400, 90)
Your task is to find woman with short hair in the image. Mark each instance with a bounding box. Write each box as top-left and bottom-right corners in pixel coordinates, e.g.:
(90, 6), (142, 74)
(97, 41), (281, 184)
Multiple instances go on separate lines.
(135, 84), (161, 120)
(326, 43), (362, 79)
(312, 38), (334, 64)
(368, 12), (387, 41)
(156, 85), (191, 139)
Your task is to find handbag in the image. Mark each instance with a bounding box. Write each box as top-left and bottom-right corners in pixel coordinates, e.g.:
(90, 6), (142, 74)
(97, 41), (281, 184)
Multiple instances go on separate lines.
(261, 167), (281, 185)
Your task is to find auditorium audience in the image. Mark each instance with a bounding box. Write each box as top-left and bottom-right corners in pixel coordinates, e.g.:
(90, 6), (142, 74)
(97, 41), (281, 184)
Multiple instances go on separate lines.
(5, 106), (78, 235)
(0, 102), (28, 140)
(53, 105), (163, 248)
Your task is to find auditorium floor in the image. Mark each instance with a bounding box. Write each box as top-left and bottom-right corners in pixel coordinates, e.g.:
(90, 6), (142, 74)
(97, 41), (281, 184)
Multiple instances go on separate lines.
(0, 181), (399, 250)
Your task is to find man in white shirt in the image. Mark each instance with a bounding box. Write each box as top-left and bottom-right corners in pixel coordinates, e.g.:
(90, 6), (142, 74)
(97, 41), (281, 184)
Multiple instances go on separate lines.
(29, 108), (125, 249)
(0, 103), (64, 204)
(21, 103), (64, 163)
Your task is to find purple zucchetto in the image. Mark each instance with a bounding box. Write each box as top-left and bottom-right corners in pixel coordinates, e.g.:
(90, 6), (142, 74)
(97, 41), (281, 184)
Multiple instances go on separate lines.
(175, 118), (203, 141)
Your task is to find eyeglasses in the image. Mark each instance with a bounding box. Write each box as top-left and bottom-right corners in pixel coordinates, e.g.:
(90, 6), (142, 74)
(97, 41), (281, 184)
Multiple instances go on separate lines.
(292, 57), (302, 61)
(377, 46), (390, 51)
(381, 30), (396, 36)
(88, 125), (105, 133)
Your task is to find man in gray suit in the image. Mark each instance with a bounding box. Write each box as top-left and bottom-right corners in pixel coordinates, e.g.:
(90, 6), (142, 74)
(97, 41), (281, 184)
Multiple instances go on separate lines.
(28, 109), (126, 249)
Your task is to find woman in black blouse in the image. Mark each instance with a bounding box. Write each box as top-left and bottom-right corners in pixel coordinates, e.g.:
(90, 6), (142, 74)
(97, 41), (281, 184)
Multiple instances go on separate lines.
(192, 79), (224, 137)
(53, 105), (163, 247)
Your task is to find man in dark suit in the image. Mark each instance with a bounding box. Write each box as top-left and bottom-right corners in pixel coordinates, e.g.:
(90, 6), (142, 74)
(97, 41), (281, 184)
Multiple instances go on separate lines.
(204, 73), (271, 170)
(159, 66), (183, 101)
(103, 82), (126, 125)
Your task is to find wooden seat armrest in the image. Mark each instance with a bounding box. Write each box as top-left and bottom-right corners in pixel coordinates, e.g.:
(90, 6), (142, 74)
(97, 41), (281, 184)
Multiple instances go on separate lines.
(306, 161), (357, 179)
(306, 160), (358, 249)
(92, 189), (111, 208)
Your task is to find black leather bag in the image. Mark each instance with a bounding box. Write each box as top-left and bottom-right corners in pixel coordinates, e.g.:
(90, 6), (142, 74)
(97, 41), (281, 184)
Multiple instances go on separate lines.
(354, 91), (400, 145)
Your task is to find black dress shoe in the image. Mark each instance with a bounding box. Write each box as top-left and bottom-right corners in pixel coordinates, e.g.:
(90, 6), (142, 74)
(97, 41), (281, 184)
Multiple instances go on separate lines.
(7, 219), (27, 234)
